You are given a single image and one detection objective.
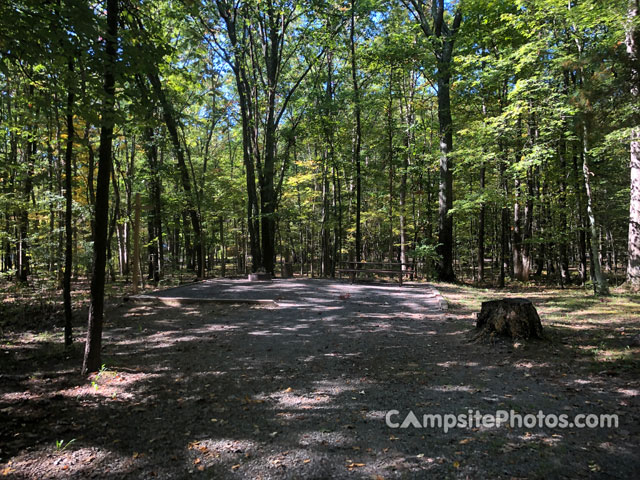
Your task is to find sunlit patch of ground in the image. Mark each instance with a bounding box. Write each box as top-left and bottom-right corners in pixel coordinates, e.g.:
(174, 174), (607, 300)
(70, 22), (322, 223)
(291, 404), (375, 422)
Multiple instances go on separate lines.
(434, 282), (640, 372)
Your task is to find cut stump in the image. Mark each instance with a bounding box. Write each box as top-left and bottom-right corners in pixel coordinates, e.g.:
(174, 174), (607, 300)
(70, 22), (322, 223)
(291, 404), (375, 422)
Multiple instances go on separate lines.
(474, 298), (544, 341)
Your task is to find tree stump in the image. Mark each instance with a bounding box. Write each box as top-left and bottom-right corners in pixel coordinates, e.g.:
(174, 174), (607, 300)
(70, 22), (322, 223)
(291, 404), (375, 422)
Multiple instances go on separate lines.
(474, 298), (544, 340)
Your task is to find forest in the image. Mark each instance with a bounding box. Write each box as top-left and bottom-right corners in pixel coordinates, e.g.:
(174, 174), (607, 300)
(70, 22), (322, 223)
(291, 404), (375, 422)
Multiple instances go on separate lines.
(2, 1), (639, 286)
(1, 1), (640, 478)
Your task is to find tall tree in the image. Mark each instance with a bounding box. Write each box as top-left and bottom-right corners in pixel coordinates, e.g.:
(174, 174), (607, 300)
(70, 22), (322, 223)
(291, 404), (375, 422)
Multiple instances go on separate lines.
(403, 0), (462, 282)
(582, 122), (609, 295)
(350, 2), (363, 263)
(63, 56), (75, 347)
(82, 0), (118, 374)
(627, 0), (640, 287)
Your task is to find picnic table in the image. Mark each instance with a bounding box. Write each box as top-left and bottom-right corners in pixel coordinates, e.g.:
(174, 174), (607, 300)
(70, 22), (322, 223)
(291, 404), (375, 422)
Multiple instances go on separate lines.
(337, 261), (413, 286)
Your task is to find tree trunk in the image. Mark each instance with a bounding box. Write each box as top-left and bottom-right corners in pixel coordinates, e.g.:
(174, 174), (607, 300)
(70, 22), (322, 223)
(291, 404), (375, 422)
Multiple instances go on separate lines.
(132, 193), (141, 294)
(63, 58), (74, 347)
(321, 156), (331, 276)
(83, 0), (118, 374)
(350, 5), (362, 263)
(435, 68), (455, 282)
(627, 0), (640, 287)
(387, 72), (394, 262)
(499, 144), (509, 288)
(513, 175), (524, 280)
(106, 166), (119, 282)
(582, 123), (609, 295)
(145, 125), (162, 283)
(219, 216), (226, 277)
(478, 162), (486, 282)
(629, 128), (640, 287)
(399, 71), (414, 272)
(558, 132), (571, 284)
(17, 85), (36, 285)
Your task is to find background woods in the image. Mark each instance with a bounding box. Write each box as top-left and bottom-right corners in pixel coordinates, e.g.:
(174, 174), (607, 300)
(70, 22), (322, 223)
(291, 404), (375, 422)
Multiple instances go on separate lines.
(1, 0), (639, 366)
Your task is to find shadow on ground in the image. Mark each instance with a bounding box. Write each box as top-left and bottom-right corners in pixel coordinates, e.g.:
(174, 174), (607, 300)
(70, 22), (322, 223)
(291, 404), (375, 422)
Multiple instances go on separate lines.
(1, 279), (638, 479)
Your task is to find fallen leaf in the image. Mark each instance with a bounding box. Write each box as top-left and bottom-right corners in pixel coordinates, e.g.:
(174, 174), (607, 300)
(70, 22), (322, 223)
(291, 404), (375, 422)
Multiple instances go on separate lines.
(303, 459), (311, 464)
(231, 464), (240, 470)
(453, 461), (460, 468)
(284, 387), (293, 393)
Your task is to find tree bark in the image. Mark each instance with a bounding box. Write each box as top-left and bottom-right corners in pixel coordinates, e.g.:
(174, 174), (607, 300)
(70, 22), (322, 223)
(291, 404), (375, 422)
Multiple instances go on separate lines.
(63, 58), (74, 347)
(17, 85), (36, 284)
(435, 63), (456, 281)
(387, 71), (395, 262)
(399, 71), (415, 272)
(145, 126), (162, 282)
(558, 132), (571, 285)
(83, 0), (118, 374)
(627, 0), (640, 287)
(582, 123), (609, 295)
(478, 162), (486, 282)
(131, 193), (141, 293)
(350, 4), (362, 263)
(405, 0), (461, 282)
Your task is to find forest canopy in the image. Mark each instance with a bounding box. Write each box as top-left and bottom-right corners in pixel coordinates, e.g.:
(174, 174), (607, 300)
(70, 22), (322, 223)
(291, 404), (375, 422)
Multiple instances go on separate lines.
(1, 0), (639, 335)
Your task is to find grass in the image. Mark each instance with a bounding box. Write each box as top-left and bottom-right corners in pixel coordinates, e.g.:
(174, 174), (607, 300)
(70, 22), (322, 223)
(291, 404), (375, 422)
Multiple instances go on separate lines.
(434, 282), (640, 373)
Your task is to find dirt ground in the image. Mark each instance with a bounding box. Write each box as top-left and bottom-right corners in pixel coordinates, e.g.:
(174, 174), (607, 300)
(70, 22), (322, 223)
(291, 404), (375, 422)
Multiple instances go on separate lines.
(0, 278), (638, 479)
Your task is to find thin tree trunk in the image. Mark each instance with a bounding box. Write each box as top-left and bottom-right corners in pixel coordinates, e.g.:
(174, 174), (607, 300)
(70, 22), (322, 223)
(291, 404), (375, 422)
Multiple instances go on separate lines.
(558, 133), (571, 284)
(83, 0), (118, 374)
(350, 4), (362, 263)
(387, 72), (394, 262)
(513, 175), (523, 280)
(499, 144), (509, 288)
(582, 123), (609, 295)
(478, 162), (486, 282)
(63, 58), (74, 347)
(627, 0), (640, 287)
(132, 193), (141, 293)
(17, 86), (36, 284)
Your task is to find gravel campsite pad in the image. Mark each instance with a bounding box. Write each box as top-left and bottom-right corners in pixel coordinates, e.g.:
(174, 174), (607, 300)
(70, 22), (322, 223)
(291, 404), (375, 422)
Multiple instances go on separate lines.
(1, 278), (638, 479)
